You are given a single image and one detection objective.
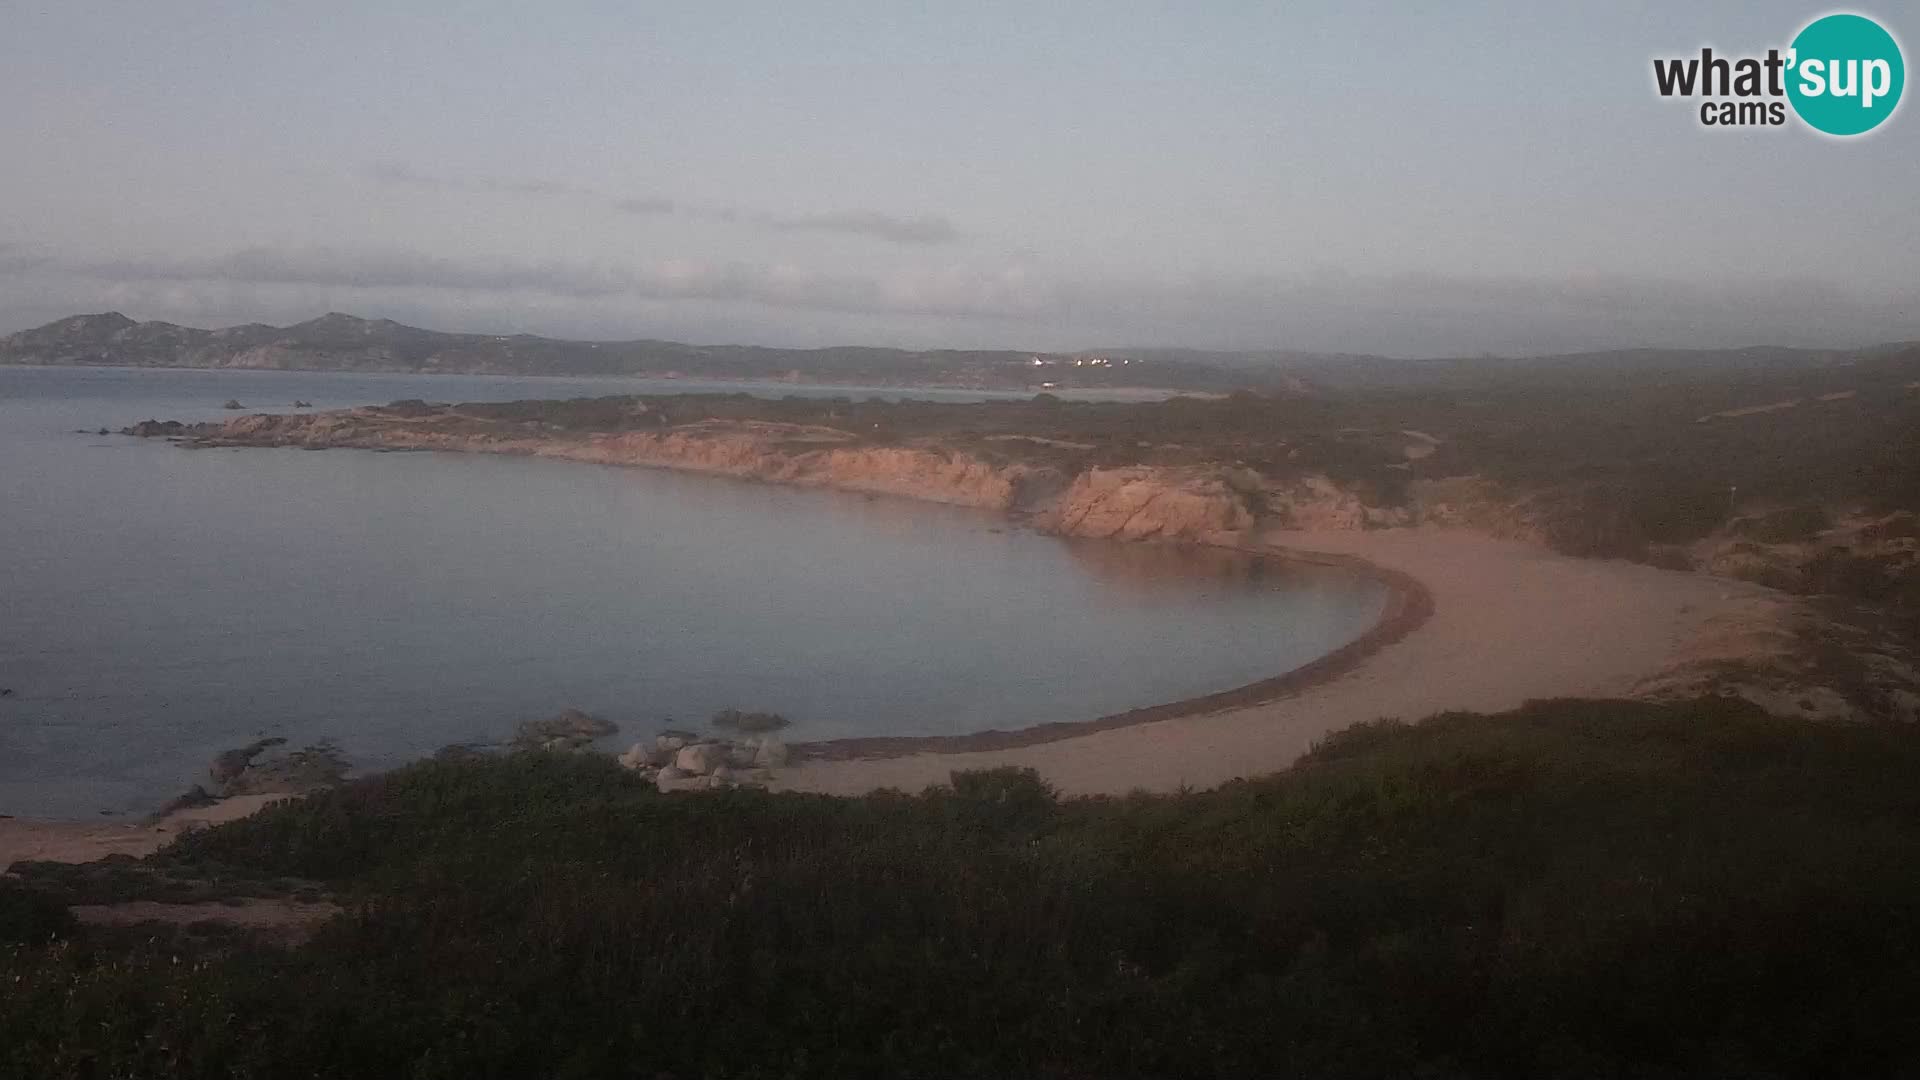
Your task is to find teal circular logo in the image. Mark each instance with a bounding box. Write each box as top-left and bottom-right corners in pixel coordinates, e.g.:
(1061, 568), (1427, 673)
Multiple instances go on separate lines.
(1787, 13), (1905, 136)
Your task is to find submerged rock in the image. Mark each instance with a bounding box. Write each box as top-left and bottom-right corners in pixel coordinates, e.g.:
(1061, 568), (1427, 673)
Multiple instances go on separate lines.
(711, 708), (790, 733)
(221, 399), (244, 410)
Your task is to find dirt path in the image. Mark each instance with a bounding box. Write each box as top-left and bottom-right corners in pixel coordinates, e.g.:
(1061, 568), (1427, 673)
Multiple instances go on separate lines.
(69, 898), (342, 947)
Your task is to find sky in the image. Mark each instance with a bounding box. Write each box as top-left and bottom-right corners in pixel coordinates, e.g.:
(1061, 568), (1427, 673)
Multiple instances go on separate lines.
(1, 1), (1915, 356)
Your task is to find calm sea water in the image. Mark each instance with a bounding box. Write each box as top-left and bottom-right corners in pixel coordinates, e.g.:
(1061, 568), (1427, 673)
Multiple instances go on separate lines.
(0, 365), (1386, 817)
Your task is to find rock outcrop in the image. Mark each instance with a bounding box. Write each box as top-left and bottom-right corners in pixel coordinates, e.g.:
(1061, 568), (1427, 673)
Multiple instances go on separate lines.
(209, 738), (287, 790)
(1034, 467), (1257, 543)
(183, 737), (349, 811)
(616, 730), (789, 793)
(513, 708), (618, 751)
(120, 419), (189, 437)
(710, 709), (789, 733)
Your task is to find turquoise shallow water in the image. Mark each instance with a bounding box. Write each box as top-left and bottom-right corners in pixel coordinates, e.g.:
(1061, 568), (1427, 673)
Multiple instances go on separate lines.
(0, 366), (1385, 817)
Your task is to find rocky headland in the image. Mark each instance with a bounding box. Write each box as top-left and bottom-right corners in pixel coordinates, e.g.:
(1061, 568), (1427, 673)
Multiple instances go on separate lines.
(136, 400), (1364, 546)
(120, 390), (1920, 751)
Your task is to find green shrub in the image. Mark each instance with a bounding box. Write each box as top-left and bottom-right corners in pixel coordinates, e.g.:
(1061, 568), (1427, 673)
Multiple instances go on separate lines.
(1731, 504), (1832, 544)
(0, 880), (77, 946)
(8, 700), (1920, 1077)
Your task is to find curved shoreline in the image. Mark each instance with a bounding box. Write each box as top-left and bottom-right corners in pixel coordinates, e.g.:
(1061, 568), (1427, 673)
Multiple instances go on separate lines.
(102, 416), (1777, 803)
(151, 413), (1435, 766)
(772, 527), (1780, 797)
(792, 549), (1434, 761)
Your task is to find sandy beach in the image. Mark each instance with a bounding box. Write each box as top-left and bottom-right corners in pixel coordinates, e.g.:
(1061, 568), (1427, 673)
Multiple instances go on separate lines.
(773, 526), (1778, 796)
(0, 793), (289, 866)
(1, 526), (1780, 862)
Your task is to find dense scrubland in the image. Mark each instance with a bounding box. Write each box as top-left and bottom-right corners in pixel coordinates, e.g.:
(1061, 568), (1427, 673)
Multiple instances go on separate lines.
(7, 697), (1920, 1077)
(50, 333), (1920, 1074)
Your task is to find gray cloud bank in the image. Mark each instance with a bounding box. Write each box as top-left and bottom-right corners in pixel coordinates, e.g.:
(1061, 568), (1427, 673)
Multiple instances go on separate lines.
(2, 243), (1915, 357)
(369, 163), (961, 247)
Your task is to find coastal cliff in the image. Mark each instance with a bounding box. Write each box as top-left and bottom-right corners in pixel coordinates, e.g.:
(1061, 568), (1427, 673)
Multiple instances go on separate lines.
(160, 406), (1282, 545)
(125, 382), (1920, 621)
(150, 406), (1690, 556)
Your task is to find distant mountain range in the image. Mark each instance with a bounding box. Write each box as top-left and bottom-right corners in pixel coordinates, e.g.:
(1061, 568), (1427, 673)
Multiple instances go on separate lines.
(0, 312), (1250, 392)
(3, 311), (1908, 393)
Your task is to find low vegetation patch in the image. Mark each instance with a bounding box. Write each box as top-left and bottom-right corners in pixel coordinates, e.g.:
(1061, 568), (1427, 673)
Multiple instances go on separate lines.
(6, 697), (1920, 1077)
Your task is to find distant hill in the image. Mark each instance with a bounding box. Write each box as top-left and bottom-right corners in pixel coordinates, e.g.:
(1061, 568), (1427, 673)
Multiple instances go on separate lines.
(0, 312), (1256, 393)
(4, 311), (1906, 393)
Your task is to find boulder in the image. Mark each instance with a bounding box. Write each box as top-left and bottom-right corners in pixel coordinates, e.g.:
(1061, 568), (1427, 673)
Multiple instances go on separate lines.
(752, 738), (790, 769)
(675, 743), (729, 775)
(616, 742), (658, 770)
(656, 732), (690, 754)
(655, 769), (708, 794)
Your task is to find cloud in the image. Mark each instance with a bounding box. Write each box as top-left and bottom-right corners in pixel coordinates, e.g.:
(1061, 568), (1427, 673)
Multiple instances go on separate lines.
(0, 242), (54, 275)
(758, 210), (960, 246)
(23, 246), (1027, 320)
(366, 162), (589, 199)
(367, 163), (962, 246)
(612, 196), (677, 216)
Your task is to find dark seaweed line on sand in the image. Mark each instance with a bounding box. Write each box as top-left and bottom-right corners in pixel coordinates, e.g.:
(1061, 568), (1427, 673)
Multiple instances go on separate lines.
(791, 550), (1435, 762)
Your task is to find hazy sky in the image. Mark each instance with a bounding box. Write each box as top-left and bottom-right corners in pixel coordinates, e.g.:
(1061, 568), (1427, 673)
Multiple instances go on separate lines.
(2, 1), (1914, 355)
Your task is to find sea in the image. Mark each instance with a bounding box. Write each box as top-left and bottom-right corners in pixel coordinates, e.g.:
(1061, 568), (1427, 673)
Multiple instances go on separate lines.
(0, 365), (1386, 817)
